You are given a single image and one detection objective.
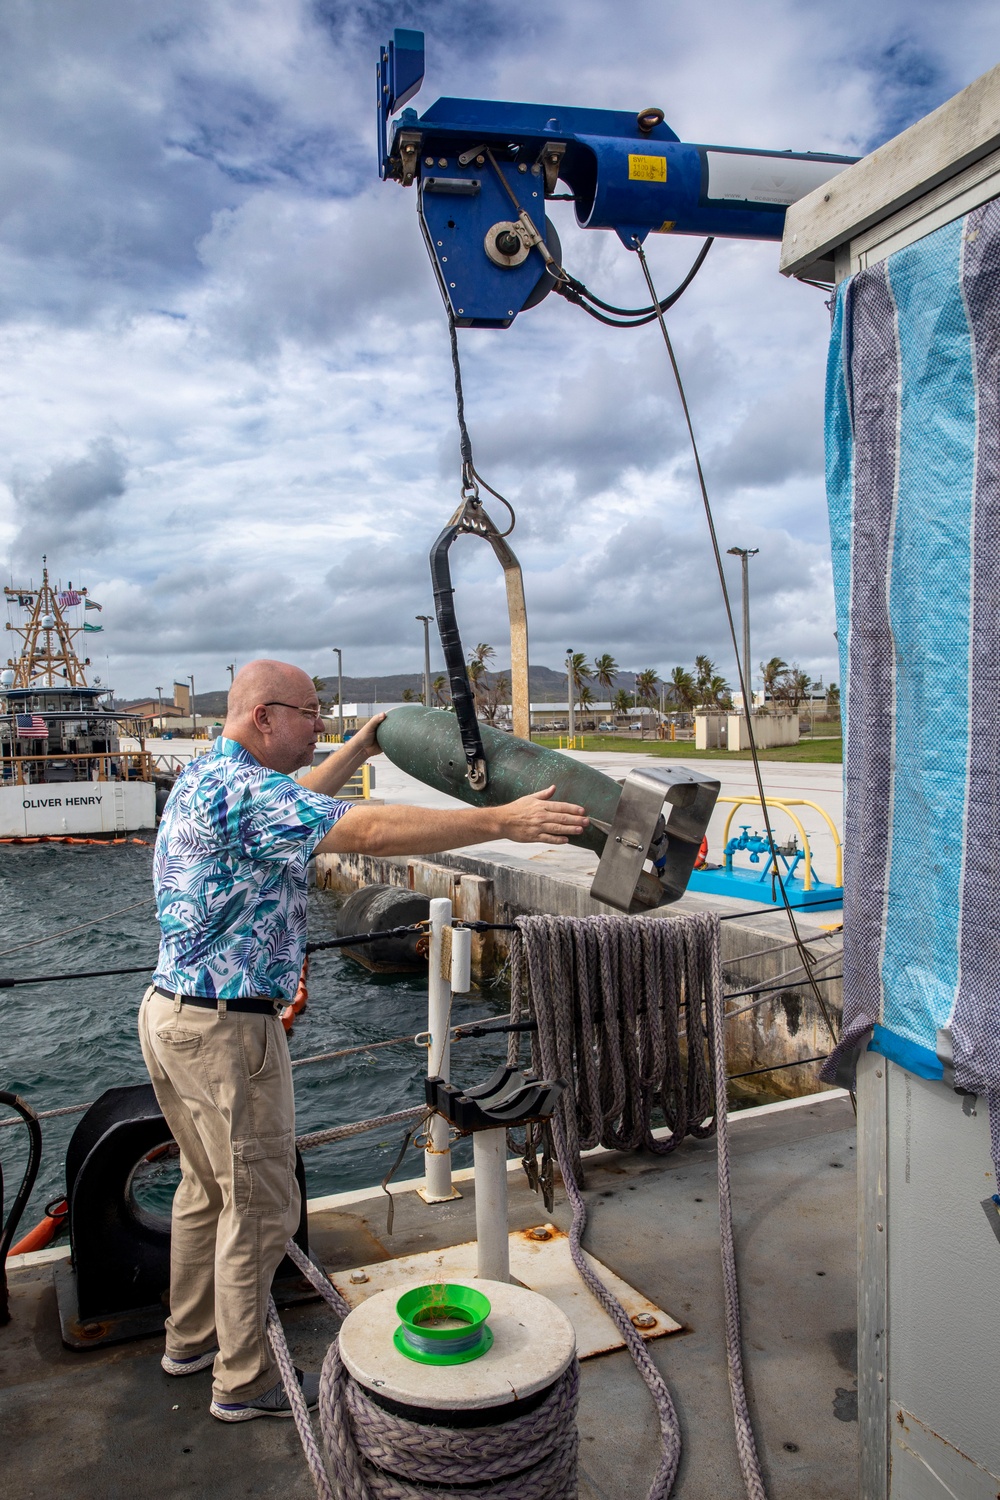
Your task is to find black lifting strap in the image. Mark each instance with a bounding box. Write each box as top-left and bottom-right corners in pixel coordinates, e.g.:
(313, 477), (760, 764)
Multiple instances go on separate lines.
(431, 494), (531, 793)
(430, 498), (490, 791)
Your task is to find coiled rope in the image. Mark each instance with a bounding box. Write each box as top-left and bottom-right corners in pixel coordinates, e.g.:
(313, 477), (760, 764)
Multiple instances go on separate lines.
(508, 913), (766, 1500)
(269, 912), (765, 1500)
(272, 1241), (580, 1500)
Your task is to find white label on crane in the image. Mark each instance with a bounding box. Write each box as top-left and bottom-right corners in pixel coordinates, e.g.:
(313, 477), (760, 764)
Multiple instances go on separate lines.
(704, 150), (846, 207)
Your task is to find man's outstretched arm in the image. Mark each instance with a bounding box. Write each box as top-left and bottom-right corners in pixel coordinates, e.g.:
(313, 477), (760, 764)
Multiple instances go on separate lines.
(298, 714), (385, 796)
(315, 785), (588, 858)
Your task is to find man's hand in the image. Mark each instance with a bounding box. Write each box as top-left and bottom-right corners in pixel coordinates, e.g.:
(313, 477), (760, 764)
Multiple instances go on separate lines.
(351, 713), (386, 758)
(492, 785), (588, 845)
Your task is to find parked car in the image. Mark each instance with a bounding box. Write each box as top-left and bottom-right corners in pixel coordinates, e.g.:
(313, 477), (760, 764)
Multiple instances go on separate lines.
(598, 721), (614, 731)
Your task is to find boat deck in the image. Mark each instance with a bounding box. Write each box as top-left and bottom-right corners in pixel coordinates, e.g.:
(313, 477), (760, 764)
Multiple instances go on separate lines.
(1, 1092), (857, 1499)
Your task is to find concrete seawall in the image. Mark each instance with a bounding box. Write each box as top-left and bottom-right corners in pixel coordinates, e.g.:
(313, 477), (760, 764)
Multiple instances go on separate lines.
(315, 839), (842, 1103)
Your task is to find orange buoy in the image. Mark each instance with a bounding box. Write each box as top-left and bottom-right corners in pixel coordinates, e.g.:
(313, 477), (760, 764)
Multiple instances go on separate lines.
(694, 836), (708, 870)
(9, 1197), (68, 1258)
(280, 957), (309, 1033)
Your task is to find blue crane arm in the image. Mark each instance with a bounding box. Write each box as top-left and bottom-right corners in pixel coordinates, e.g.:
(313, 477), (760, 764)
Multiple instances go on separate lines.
(378, 29), (856, 326)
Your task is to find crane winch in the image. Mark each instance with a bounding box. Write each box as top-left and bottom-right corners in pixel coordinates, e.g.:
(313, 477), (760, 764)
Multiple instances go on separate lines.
(374, 29), (853, 915)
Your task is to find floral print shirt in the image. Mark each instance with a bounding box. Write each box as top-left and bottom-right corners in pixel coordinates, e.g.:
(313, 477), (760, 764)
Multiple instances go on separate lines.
(152, 737), (349, 999)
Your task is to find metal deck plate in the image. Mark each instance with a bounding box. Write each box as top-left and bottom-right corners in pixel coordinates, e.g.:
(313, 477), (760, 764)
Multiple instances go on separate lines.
(327, 1223), (680, 1360)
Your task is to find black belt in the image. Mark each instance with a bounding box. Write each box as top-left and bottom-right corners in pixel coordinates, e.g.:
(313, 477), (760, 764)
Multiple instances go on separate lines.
(152, 985), (279, 1015)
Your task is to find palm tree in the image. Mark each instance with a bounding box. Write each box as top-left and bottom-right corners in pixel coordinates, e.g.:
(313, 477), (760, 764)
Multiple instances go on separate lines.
(592, 653), (618, 709)
(401, 687), (416, 702)
(666, 666), (697, 711)
(612, 687), (633, 721)
(707, 673), (732, 708)
(565, 652), (592, 695)
(432, 674), (449, 707)
(760, 656), (789, 708)
(694, 655), (716, 697)
(578, 684), (597, 729)
(634, 668), (659, 739)
(564, 651), (592, 732)
(782, 665), (810, 710)
(470, 642), (496, 670)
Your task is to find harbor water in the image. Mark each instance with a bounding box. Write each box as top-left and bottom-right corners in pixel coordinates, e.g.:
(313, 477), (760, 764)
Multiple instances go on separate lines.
(0, 843), (508, 1232)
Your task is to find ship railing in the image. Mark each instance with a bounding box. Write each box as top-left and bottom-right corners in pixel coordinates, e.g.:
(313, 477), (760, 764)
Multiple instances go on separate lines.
(0, 750), (154, 785)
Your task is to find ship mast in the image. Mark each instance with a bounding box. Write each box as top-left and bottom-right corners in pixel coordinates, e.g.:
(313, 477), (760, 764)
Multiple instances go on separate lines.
(3, 558), (92, 688)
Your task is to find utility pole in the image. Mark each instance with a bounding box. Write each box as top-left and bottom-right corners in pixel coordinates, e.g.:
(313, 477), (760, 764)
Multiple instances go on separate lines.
(332, 647), (344, 741)
(227, 663), (235, 686)
(727, 547), (759, 712)
(416, 615), (432, 708)
(155, 685), (163, 737)
(188, 673), (197, 740)
(566, 648), (574, 740)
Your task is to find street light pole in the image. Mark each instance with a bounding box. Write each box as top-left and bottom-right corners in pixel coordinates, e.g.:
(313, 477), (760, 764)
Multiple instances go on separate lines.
(566, 648), (575, 740)
(416, 615), (432, 708)
(332, 648), (344, 740)
(227, 663), (235, 686)
(155, 685), (163, 737)
(188, 673), (197, 739)
(726, 547), (759, 713)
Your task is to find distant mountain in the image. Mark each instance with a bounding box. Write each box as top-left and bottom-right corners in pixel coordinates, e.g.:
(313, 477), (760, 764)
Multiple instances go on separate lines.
(122, 663), (641, 717)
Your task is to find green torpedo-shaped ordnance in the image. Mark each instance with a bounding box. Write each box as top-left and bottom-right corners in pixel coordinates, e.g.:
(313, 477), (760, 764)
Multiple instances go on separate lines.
(376, 705), (621, 859)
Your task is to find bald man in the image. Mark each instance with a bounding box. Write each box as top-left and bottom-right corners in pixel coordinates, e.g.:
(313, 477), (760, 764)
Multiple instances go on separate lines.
(139, 659), (586, 1423)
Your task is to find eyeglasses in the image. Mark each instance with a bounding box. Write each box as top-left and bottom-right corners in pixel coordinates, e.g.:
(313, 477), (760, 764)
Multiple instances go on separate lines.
(263, 701), (323, 722)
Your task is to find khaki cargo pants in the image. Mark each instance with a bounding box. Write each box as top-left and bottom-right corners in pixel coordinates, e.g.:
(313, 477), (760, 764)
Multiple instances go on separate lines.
(138, 987), (300, 1403)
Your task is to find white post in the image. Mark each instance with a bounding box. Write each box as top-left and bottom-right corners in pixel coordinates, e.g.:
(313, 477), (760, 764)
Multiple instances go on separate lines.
(421, 896), (460, 1203)
(473, 1129), (510, 1282)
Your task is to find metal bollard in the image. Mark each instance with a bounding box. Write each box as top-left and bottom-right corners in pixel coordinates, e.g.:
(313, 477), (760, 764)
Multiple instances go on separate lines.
(420, 897), (461, 1203)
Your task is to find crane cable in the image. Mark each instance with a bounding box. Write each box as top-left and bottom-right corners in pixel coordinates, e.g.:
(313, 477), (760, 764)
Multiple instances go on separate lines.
(630, 238), (847, 1082)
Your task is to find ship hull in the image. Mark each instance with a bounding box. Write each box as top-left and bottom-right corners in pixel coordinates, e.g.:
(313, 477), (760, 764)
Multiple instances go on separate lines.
(0, 780), (156, 838)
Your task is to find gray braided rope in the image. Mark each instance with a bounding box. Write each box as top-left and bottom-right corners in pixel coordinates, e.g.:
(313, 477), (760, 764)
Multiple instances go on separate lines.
(295, 1105), (426, 1152)
(277, 1239), (578, 1500)
(320, 1337), (579, 1500)
(515, 916), (683, 1497)
(266, 1294), (335, 1500)
(511, 912), (768, 1500)
(705, 926), (767, 1500)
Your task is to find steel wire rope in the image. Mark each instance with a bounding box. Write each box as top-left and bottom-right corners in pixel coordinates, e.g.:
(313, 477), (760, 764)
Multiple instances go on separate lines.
(483, 146), (714, 328)
(0, 1012), (516, 1131)
(0, 897), (154, 958)
(631, 239), (846, 1086)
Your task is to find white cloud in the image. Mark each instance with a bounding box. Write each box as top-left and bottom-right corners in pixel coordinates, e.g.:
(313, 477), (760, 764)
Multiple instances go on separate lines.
(2, 0), (998, 696)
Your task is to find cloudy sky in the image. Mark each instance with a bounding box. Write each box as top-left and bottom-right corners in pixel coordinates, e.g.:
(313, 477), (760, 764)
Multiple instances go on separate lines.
(1, 0), (997, 700)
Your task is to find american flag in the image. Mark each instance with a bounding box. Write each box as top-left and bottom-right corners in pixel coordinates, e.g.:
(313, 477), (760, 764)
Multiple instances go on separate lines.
(15, 714), (48, 739)
(57, 590), (81, 607)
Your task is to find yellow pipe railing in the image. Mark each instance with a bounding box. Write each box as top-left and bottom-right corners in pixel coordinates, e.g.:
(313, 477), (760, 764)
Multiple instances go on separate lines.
(717, 796), (843, 891)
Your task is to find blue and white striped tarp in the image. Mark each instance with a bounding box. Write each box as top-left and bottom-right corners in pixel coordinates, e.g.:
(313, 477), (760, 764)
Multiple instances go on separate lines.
(824, 200), (1000, 1169)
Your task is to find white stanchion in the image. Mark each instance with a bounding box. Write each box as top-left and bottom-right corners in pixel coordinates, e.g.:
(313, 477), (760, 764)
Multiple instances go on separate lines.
(420, 896), (460, 1202)
(473, 1127), (511, 1282)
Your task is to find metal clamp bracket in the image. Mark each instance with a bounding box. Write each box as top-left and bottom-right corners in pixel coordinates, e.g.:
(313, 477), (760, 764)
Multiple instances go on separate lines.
(590, 765), (720, 913)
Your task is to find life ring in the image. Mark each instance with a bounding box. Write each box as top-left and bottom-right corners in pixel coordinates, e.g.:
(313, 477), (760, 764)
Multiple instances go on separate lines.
(694, 836), (708, 870)
(280, 957), (309, 1033)
(8, 1196), (68, 1258)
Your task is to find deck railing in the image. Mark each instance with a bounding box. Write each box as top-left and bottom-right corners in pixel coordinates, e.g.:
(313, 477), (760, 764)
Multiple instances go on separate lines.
(0, 750), (154, 785)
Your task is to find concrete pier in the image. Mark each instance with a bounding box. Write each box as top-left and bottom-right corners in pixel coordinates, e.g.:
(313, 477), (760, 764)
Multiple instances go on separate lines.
(316, 748), (844, 1101)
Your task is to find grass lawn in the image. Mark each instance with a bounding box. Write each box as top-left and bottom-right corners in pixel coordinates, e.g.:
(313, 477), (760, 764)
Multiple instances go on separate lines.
(532, 734), (844, 764)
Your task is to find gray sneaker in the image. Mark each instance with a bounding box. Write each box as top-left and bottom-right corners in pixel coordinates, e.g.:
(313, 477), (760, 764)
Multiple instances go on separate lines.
(210, 1367), (320, 1422)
